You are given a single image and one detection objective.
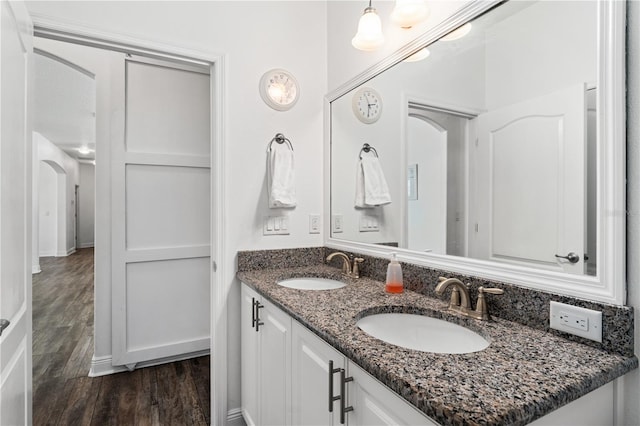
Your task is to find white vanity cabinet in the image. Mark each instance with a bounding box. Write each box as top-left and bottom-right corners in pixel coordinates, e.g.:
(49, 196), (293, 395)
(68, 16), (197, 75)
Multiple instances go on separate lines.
(292, 320), (345, 425)
(347, 363), (438, 426)
(291, 317), (437, 426)
(241, 284), (292, 426)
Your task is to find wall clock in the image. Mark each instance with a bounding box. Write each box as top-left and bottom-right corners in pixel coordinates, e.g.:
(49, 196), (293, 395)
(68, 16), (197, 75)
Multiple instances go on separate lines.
(352, 87), (383, 124)
(259, 68), (299, 111)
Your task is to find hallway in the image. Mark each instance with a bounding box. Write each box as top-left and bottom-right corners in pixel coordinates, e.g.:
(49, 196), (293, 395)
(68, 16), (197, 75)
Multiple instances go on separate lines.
(32, 248), (211, 425)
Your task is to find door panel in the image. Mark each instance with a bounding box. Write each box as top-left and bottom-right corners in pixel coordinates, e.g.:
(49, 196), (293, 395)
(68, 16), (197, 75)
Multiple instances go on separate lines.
(0, 0), (32, 423)
(291, 320), (343, 426)
(125, 164), (210, 249)
(112, 56), (211, 366)
(260, 300), (291, 426)
(473, 84), (586, 274)
(125, 258), (210, 352)
(125, 60), (210, 156)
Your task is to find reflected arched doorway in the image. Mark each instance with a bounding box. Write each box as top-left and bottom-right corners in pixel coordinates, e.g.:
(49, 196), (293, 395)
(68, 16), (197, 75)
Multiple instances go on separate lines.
(406, 113), (448, 254)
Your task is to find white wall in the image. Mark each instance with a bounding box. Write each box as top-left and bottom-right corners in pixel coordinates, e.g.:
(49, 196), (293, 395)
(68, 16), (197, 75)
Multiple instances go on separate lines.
(32, 131), (79, 269)
(622, 1), (639, 423)
(38, 161), (58, 256)
(27, 0), (327, 414)
(77, 163), (94, 248)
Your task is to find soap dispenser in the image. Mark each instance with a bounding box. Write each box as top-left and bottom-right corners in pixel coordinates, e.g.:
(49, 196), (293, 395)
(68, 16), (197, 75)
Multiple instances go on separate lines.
(385, 252), (403, 294)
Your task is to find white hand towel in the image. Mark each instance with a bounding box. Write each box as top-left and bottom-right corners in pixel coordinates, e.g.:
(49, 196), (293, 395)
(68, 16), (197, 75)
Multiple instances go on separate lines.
(355, 156), (391, 207)
(268, 143), (296, 208)
(354, 159), (370, 208)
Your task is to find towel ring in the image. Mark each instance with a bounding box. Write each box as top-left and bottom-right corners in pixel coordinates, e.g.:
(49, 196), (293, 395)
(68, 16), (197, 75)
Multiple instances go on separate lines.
(359, 143), (378, 159)
(267, 133), (294, 152)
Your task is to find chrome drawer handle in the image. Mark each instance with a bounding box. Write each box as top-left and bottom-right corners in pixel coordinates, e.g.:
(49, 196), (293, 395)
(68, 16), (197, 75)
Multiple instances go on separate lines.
(328, 360), (341, 412)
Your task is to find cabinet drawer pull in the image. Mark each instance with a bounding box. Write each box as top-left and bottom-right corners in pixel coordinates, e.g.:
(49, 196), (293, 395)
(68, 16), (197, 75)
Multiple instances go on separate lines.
(251, 297), (257, 329)
(328, 360), (341, 412)
(340, 368), (354, 424)
(255, 301), (264, 331)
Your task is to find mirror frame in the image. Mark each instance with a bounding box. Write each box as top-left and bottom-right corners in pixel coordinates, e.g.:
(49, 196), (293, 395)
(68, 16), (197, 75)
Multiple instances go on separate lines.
(324, 0), (626, 305)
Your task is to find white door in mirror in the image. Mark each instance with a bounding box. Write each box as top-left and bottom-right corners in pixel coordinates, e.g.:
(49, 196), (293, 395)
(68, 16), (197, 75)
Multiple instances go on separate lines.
(352, 87), (383, 123)
(259, 68), (299, 111)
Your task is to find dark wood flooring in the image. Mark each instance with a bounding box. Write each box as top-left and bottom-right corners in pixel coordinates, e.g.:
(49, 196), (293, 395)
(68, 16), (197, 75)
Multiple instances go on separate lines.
(32, 248), (211, 425)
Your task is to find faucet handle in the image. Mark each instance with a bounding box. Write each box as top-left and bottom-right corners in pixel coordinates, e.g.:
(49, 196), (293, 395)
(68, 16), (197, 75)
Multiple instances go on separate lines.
(352, 258), (364, 279)
(475, 287), (503, 320)
(479, 287), (504, 295)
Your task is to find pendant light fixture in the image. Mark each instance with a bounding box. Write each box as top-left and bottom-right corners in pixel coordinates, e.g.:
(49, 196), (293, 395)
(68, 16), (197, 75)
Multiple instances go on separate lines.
(352, 0), (384, 51)
(391, 0), (429, 29)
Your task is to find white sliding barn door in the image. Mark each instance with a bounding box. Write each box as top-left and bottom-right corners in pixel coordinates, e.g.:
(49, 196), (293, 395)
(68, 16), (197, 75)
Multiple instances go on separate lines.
(0, 0), (32, 423)
(472, 84), (586, 275)
(112, 56), (211, 367)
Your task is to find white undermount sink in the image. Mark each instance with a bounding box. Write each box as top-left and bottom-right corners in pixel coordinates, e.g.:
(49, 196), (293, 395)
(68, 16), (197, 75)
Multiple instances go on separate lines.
(356, 313), (489, 354)
(277, 277), (346, 290)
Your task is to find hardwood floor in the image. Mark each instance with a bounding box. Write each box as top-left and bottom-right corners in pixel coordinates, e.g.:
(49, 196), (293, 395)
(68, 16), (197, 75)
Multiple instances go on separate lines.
(32, 248), (211, 425)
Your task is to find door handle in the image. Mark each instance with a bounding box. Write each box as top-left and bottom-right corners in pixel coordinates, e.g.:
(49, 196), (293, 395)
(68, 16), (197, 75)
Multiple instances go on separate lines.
(555, 252), (580, 264)
(0, 319), (10, 336)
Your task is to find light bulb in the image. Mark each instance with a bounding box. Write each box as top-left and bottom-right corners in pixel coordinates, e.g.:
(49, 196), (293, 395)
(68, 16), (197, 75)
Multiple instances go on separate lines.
(440, 23), (472, 41)
(352, 6), (384, 51)
(391, 0), (429, 29)
(403, 47), (430, 62)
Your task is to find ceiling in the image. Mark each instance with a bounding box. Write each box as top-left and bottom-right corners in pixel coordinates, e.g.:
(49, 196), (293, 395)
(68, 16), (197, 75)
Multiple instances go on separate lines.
(34, 49), (96, 162)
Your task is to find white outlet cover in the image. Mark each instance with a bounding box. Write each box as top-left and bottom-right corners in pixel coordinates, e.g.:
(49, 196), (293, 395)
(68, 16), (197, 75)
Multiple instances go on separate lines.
(309, 214), (320, 234)
(332, 215), (343, 233)
(550, 301), (602, 343)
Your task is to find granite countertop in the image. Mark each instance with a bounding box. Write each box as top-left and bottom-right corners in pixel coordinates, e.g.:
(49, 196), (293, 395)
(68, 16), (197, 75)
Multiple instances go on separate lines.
(237, 264), (638, 426)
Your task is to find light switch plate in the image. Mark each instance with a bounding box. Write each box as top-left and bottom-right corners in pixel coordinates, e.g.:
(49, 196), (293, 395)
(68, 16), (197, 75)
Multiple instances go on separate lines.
(359, 215), (379, 232)
(263, 216), (290, 235)
(550, 301), (602, 342)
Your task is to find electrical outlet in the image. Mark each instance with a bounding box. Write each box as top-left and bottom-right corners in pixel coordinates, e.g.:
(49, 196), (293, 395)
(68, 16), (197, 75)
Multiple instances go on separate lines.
(332, 215), (343, 233)
(263, 216), (290, 235)
(309, 214), (320, 234)
(550, 301), (602, 342)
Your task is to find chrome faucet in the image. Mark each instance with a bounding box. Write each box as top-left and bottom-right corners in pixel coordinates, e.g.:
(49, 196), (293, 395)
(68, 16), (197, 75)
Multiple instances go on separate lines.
(326, 252), (364, 279)
(435, 277), (503, 321)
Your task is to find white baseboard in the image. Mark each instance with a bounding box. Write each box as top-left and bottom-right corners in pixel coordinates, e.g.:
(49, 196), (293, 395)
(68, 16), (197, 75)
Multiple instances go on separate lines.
(88, 349), (211, 377)
(77, 242), (95, 249)
(32, 264), (41, 274)
(66, 247), (76, 256)
(89, 355), (128, 377)
(227, 408), (246, 426)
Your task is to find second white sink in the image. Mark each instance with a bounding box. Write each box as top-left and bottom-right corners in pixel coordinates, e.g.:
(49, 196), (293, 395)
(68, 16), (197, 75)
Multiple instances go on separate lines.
(356, 313), (489, 354)
(277, 277), (346, 290)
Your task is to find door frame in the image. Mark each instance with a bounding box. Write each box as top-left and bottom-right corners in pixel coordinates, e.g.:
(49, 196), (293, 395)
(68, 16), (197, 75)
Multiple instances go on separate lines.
(30, 16), (228, 425)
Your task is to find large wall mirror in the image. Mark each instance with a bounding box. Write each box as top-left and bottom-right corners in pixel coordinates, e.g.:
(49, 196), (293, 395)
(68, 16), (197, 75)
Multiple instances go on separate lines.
(327, 0), (626, 305)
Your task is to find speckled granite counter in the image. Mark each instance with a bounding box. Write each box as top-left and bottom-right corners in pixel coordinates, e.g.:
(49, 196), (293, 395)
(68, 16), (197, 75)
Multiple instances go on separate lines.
(237, 264), (638, 426)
